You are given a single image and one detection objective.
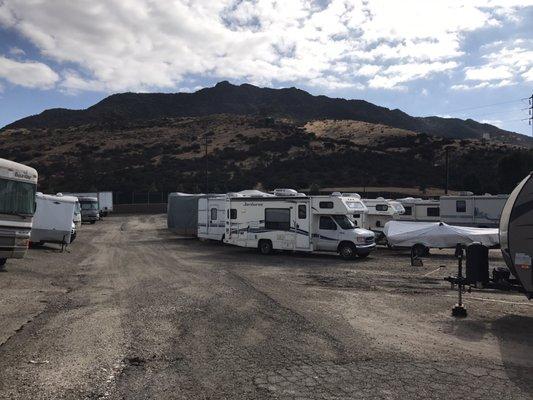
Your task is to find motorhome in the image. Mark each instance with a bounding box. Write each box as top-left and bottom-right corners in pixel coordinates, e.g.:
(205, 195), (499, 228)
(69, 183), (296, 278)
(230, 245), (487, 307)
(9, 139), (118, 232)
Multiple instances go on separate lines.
(79, 196), (99, 223)
(361, 198), (405, 236)
(198, 196), (227, 241)
(65, 191), (113, 216)
(0, 158), (38, 267)
(73, 198), (82, 229)
(439, 194), (508, 227)
(224, 192), (375, 259)
(340, 193), (368, 227)
(395, 198), (440, 222)
(30, 193), (77, 245)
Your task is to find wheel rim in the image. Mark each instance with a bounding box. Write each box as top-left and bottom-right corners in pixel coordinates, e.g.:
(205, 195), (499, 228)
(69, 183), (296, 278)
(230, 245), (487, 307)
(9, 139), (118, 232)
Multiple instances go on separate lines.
(341, 246), (353, 258)
(261, 243), (270, 253)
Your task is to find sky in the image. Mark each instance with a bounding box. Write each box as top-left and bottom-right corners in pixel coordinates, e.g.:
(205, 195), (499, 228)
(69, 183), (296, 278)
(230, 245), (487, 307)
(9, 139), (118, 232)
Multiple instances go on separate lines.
(0, 0), (532, 135)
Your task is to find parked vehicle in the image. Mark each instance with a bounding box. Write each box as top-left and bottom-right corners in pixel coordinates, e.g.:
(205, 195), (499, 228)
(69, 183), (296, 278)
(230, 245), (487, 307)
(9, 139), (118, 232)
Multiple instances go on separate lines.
(361, 198), (405, 238)
(31, 193), (77, 245)
(64, 192), (113, 216)
(340, 193), (368, 227)
(73, 198), (82, 229)
(167, 193), (208, 236)
(439, 193), (508, 228)
(384, 220), (499, 256)
(500, 173), (533, 299)
(0, 158), (38, 267)
(224, 191), (375, 259)
(78, 196), (99, 224)
(395, 197), (440, 222)
(198, 196), (226, 241)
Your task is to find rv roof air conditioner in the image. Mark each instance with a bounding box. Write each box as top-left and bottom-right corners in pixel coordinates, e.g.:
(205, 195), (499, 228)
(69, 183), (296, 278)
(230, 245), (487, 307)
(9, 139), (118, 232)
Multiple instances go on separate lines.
(273, 188), (298, 197)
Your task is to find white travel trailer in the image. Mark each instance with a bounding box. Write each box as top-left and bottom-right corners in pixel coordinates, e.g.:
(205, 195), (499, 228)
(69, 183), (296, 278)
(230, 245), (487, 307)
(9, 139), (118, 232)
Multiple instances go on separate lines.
(361, 198), (405, 235)
(0, 158), (38, 267)
(396, 198), (441, 222)
(440, 194), (508, 227)
(224, 192), (375, 259)
(198, 196), (227, 241)
(64, 191), (113, 216)
(31, 193), (77, 245)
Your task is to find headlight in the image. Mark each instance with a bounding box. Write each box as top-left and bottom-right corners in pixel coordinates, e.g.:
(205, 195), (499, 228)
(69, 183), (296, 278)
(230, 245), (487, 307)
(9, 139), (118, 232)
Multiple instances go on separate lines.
(356, 237), (366, 243)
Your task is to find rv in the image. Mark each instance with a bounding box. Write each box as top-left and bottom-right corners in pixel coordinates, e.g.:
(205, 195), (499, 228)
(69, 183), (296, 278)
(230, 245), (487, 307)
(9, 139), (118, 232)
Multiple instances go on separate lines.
(72, 198), (82, 229)
(0, 158), (38, 267)
(340, 193), (367, 227)
(79, 196), (99, 223)
(396, 198), (440, 222)
(224, 192), (375, 259)
(361, 198), (405, 236)
(65, 191), (113, 216)
(440, 194), (508, 227)
(198, 196), (227, 241)
(31, 193), (77, 245)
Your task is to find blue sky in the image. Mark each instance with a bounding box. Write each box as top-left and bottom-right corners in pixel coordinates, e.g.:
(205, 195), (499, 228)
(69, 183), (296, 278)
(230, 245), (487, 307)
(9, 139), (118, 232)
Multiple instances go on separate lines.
(0, 0), (532, 135)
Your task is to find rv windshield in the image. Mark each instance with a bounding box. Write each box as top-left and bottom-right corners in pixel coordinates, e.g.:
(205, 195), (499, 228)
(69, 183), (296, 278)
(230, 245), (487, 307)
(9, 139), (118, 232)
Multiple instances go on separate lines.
(0, 178), (36, 216)
(81, 202), (98, 210)
(332, 215), (355, 230)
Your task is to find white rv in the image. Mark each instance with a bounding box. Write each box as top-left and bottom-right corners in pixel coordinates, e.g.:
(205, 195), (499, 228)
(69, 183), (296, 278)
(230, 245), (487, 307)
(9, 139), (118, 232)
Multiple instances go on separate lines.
(224, 192), (375, 259)
(361, 198), (405, 235)
(0, 158), (38, 267)
(396, 198), (440, 222)
(439, 194), (508, 227)
(31, 193), (77, 245)
(64, 191), (113, 216)
(198, 196), (226, 241)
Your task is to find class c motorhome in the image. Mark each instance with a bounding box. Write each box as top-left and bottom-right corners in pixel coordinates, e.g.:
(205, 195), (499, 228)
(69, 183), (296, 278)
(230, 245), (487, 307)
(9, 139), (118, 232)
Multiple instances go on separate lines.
(65, 192), (113, 216)
(0, 158), (38, 267)
(439, 193), (508, 228)
(361, 198), (405, 236)
(395, 198), (441, 222)
(224, 192), (375, 259)
(30, 193), (77, 245)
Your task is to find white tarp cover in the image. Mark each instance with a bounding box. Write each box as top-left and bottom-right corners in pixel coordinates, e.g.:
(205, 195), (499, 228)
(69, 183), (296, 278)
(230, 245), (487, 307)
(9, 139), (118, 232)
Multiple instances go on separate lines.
(383, 221), (499, 248)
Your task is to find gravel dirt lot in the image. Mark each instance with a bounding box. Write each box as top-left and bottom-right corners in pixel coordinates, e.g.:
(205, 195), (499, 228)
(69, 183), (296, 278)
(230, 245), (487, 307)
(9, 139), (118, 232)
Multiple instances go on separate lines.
(0, 214), (531, 400)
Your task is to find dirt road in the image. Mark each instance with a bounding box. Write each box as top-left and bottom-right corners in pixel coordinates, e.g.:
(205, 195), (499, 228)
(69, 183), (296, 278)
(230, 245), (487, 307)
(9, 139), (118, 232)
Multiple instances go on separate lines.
(0, 214), (531, 399)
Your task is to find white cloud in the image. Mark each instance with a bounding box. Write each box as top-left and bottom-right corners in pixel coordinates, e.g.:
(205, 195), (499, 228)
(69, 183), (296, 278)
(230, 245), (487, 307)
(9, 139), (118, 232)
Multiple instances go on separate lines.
(0, 56), (59, 88)
(8, 47), (25, 56)
(0, 0), (530, 91)
(465, 65), (514, 81)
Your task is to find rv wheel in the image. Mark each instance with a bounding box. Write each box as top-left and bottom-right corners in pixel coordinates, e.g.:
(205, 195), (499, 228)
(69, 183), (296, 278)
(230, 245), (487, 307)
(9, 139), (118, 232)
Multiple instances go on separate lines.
(0, 258), (6, 267)
(339, 243), (356, 260)
(412, 244), (429, 257)
(90, 221), (96, 225)
(258, 240), (273, 255)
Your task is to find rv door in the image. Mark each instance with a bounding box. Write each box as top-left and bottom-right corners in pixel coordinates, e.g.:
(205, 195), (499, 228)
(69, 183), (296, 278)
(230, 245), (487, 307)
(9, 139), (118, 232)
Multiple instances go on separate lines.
(316, 216), (338, 251)
(295, 202), (311, 249)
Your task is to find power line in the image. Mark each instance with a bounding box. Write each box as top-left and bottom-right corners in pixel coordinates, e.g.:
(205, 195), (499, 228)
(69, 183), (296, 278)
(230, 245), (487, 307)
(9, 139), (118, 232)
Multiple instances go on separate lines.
(444, 98), (524, 114)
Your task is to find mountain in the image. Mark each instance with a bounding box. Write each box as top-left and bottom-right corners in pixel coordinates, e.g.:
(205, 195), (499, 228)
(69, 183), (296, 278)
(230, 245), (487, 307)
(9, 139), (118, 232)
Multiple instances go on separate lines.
(1, 114), (532, 196)
(2, 81), (531, 147)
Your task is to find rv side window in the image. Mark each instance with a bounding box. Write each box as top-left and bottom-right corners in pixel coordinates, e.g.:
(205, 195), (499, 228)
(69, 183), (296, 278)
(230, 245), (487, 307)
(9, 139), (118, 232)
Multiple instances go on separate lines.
(403, 206), (412, 216)
(210, 208), (217, 220)
(230, 209), (237, 219)
(265, 208), (290, 231)
(456, 200), (466, 213)
(376, 204), (388, 212)
(319, 216), (337, 230)
(298, 205), (306, 219)
(319, 201), (334, 209)
(427, 207), (440, 217)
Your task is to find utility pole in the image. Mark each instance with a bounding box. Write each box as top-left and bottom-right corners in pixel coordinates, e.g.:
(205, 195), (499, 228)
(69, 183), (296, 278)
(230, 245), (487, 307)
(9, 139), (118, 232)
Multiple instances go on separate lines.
(528, 93), (533, 137)
(445, 147), (449, 195)
(205, 132), (209, 194)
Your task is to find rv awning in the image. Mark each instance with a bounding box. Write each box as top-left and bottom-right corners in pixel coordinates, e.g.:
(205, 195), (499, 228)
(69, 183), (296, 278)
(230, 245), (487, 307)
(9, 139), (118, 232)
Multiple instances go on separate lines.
(383, 221), (499, 248)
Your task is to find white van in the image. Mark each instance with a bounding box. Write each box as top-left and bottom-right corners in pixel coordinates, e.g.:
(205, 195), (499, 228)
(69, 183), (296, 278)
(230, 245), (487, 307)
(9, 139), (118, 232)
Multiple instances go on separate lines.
(30, 193), (77, 245)
(0, 158), (38, 267)
(224, 192), (375, 259)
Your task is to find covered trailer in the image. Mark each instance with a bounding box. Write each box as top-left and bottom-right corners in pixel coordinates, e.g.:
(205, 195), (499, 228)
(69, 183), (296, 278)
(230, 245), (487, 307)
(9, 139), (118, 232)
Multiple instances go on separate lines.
(31, 193), (77, 245)
(167, 193), (204, 236)
(500, 173), (533, 299)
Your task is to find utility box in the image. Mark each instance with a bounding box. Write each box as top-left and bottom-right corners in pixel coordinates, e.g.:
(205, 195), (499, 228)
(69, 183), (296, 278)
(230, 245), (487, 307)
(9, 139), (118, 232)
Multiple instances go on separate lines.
(466, 243), (489, 285)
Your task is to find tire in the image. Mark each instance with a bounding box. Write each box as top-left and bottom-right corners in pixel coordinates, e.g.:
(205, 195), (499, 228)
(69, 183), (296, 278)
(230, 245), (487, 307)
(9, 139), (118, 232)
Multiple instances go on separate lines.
(258, 240), (273, 255)
(90, 220), (96, 225)
(357, 252), (370, 259)
(412, 243), (429, 257)
(0, 258), (6, 267)
(338, 242), (357, 260)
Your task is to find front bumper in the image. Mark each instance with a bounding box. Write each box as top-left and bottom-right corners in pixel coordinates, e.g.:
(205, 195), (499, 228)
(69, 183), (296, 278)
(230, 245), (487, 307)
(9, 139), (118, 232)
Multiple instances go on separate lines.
(0, 228), (30, 259)
(354, 243), (376, 253)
